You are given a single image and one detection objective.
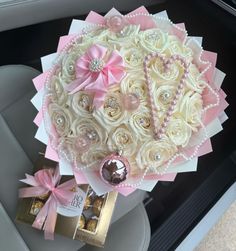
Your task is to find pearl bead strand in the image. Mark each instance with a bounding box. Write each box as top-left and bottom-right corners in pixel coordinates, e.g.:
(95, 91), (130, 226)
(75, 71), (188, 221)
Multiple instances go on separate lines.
(144, 53), (190, 140)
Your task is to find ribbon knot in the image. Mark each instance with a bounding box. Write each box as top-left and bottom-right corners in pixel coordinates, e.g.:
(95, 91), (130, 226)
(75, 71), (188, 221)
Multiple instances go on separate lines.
(19, 166), (76, 240)
(65, 44), (125, 108)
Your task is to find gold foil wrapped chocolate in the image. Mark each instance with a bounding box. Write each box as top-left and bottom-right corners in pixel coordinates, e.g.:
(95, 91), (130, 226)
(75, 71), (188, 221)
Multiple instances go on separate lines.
(30, 200), (44, 216)
(37, 193), (49, 201)
(86, 218), (98, 232)
(92, 197), (104, 217)
(79, 214), (86, 229)
(83, 196), (92, 210)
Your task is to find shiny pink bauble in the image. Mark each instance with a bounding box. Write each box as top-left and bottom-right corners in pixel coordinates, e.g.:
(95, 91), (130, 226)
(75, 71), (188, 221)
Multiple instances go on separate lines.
(100, 154), (129, 186)
(75, 136), (91, 153)
(122, 93), (140, 111)
(106, 15), (125, 32)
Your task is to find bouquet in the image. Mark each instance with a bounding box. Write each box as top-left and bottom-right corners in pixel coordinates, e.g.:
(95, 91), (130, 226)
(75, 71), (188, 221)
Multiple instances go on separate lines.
(31, 6), (228, 196)
(21, 6), (228, 242)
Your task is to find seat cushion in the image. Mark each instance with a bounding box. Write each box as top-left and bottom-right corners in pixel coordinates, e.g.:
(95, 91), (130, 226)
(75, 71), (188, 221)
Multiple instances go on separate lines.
(0, 65), (148, 250)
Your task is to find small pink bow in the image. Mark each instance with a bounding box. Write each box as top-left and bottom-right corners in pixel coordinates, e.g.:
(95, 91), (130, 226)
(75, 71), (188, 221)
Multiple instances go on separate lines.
(19, 167), (76, 240)
(66, 44), (125, 108)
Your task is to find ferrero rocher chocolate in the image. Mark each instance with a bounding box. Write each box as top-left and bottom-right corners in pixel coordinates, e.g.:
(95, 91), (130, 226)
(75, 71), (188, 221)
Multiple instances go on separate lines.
(30, 200), (44, 215)
(86, 218), (98, 232)
(37, 193), (49, 201)
(83, 196), (91, 210)
(79, 214), (86, 229)
(92, 197), (104, 217)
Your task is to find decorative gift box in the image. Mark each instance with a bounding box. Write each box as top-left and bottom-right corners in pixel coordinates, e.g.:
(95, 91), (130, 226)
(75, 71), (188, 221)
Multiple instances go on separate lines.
(16, 156), (117, 247)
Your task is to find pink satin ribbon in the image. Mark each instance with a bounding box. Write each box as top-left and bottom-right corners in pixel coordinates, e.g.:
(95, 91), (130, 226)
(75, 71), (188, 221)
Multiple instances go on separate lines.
(19, 167), (76, 240)
(66, 44), (125, 108)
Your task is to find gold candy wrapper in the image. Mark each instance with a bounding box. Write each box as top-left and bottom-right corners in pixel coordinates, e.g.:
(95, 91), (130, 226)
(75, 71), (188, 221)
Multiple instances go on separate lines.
(15, 156), (118, 247)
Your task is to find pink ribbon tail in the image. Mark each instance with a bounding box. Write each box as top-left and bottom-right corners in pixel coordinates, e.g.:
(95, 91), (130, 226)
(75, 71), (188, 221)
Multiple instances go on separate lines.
(43, 199), (57, 240)
(32, 197), (50, 230)
(65, 75), (93, 94)
(19, 186), (48, 198)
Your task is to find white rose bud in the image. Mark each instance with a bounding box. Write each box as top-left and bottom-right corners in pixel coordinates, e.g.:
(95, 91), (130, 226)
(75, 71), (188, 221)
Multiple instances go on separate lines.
(128, 106), (153, 139)
(71, 91), (93, 118)
(93, 91), (128, 128)
(179, 91), (203, 131)
(107, 125), (137, 156)
(137, 28), (169, 53)
(70, 118), (107, 146)
(49, 75), (68, 106)
(136, 137), (178, 172)
(166, 116), (192, 147)
(48, 103), (73, 136)
(120, 73), (148, 104)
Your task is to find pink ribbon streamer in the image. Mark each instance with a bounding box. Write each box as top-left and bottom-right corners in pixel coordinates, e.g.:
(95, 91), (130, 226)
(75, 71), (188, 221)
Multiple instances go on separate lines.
(19, 167), (76, 240)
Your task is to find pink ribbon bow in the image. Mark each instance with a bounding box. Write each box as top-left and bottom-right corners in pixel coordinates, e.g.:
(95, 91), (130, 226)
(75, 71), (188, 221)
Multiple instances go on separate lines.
(66, 44), (125, 108)
(19, 167), (77, 240)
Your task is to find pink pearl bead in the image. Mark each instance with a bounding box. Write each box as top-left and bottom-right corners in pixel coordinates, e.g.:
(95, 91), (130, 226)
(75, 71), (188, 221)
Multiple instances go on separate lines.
(163, 122), (167, 127)
(106, 15), (126, 32)
(156, 133), (162, 139)
(164, 117), (169, 123)
(171, 100), (177, 106)
(176, 89), (181, 95)
(159, 127), (165, 133)
(75, 136), (91, 153)
(179, 83), (184, 89)
(123, 93), (140, 111)
(169, 104), (175, 111)
(167, 110), (172, 116)
(180, 79), (185, 85)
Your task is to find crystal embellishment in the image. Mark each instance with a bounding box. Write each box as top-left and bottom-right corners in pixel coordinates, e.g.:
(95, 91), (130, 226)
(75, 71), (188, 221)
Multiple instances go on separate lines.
(89, 58), (104, 72)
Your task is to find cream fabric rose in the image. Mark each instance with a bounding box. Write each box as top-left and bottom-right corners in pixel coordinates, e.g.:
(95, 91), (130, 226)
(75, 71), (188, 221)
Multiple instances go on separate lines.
(83, 28), (110, 43)
(48, 103), (73, 136)
(59, 52), (78, 83)
(117, 25), (140, 38)
(70, 118), (107, 146)
(93, 91), (128, 128)
(185, 64), (206, 93)
(120, 73), (148, 104)
(179, 91), (203, 131)
(136, 137), (178, 172)
(137, 28), (169, 53)
(71, 91), (93, 118)
(167, 35), (193, 61)
(108, 25), (140, 48)
(49, 75), (68, 106)
(149, 57), (180, 83)
(166, 116), (192, 147)
(120, 46), (144, 69)
(128, 106), (153, 139)
(152, 84), (177, 115)
(107, 125), (137, 156)
(80, 146), (110, 166)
